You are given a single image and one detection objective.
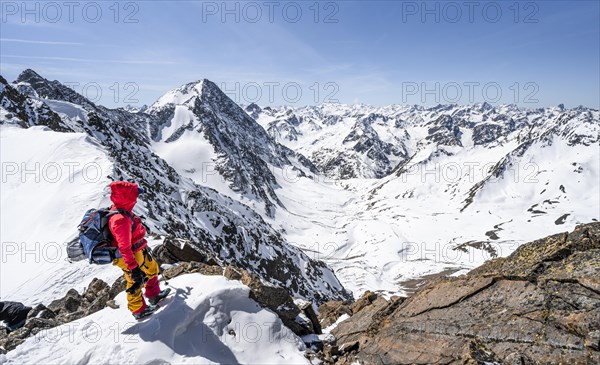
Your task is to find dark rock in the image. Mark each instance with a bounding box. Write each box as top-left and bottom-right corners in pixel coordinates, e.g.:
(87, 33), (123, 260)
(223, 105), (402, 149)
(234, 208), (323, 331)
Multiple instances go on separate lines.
(0, 279), (118, 352)
(153, 237), (214, 264)
(298, 301), (322, 335)
(58, 310), (85, 323)
(47, 289), (82, 314)
(189, 262), (223, 276)
(27, 304), (55, 320)
(339, 340), (359, 354)
(304, 335), (324, 352)
(236, 270), (309, 335)
(85, 293), (109, 316)
(462, 339), (502, 364)
(318, 300), (352, 328)
(63, 296), (81, 313)
(0, 318), (58, 351)
(163, 261), (223, 279)
(324, 344), (339, 358)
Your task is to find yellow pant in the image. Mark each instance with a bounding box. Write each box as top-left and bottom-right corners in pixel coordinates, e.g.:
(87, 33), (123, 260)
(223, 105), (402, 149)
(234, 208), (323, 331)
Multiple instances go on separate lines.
(113, 249), (159, 313)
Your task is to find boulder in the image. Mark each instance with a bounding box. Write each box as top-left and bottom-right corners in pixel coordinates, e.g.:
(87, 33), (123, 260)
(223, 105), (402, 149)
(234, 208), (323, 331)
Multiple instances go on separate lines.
(1, 278), (116, 352)
(0, 317), (58, 352)
(298, 301), (322, 335)
(27, 304), (55, 320)
(152, 236), (216, 264)
(47, 289), (82, 315)
(223, 265), (243, 281)
(318, 300), (352, 328)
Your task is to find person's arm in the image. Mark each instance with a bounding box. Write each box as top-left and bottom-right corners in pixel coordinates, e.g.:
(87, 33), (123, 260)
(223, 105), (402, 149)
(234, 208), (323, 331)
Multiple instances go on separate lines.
(109, 215), (137, 270)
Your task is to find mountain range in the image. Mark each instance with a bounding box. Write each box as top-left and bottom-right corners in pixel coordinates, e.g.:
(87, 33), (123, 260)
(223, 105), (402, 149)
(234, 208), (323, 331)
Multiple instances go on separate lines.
(2, 68), (598, 301)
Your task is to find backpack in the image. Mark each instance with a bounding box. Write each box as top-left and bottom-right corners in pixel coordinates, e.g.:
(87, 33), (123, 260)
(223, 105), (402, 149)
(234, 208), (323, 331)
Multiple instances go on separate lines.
(66, 236), (86, 262)
(74, 208), (137, 264)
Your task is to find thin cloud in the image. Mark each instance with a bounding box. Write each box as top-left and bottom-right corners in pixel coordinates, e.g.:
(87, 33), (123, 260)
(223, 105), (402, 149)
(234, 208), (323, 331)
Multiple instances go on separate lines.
(0, 38), (84, 46)
(1, 55), (177, 65)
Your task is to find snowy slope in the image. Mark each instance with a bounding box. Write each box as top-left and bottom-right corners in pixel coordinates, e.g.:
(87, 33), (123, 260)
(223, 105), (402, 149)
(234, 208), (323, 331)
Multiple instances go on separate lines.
(1, 274), (308, 365)
(0, 124), (121, 303)
(251, 103), (600, 297)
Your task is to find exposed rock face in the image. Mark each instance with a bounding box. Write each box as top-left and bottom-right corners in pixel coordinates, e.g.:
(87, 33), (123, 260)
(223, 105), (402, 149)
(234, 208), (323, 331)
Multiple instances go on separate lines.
(331, 222), (600, 365)
(0, 277), (113, 352)
(318, 300), (352, 328)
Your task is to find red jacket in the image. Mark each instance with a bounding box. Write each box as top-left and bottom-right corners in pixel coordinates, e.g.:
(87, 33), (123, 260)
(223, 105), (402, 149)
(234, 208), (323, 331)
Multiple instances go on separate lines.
(108, 181), (147, 270)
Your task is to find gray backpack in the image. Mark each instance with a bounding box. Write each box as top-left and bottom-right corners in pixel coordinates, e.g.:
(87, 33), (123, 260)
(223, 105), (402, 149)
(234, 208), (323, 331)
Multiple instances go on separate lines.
(66, 236), (86, 262)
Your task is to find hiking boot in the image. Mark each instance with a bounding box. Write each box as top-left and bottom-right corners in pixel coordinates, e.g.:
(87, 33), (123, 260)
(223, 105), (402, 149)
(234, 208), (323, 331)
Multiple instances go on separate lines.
(132, 304), (158, 320)
(148, 288), (171, 306)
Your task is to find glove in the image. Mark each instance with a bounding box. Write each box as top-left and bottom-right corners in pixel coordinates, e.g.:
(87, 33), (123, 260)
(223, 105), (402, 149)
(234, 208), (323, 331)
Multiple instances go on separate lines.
(126, 266), (146, 294)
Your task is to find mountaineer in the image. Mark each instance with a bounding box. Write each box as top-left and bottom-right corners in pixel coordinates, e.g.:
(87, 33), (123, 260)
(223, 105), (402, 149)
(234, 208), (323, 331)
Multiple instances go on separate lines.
(108, 181), (170, 319)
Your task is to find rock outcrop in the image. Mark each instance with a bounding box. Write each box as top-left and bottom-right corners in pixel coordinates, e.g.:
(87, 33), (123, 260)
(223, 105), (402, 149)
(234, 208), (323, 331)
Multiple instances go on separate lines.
(152, 236), (218, 265)
(0, 277), (116, 352)
(330, 222), (600, 364)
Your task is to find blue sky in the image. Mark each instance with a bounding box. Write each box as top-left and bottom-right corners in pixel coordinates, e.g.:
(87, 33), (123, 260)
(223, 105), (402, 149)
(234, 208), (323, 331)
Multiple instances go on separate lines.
(1, 1), (598, 108)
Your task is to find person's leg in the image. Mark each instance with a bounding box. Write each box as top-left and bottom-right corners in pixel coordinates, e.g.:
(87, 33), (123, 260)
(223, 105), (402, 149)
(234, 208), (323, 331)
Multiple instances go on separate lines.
(139, 249), (160, 298)
(113, 256), (146, 313)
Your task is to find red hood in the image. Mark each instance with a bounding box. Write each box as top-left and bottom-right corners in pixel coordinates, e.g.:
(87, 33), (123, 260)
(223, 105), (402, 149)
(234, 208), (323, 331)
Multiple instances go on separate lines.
(110, 181), (139, 212)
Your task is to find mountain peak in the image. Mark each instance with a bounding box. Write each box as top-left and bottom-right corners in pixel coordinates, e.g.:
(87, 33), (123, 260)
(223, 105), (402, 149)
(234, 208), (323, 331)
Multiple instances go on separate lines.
(245, 102), (262, 119)
(148, 79), (211, 111)
(16, 69), (51, 91)
(16, 68), (44, 83)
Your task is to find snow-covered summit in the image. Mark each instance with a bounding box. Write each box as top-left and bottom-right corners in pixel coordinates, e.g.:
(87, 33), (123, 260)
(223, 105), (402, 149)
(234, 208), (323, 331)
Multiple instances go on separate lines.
(145, 78), (318, 217)
(147, 79), (206, 112)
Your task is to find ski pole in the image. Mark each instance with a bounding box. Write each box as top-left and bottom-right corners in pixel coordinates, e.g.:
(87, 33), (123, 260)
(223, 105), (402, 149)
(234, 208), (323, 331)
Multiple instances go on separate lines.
(158, 263), (169, 285)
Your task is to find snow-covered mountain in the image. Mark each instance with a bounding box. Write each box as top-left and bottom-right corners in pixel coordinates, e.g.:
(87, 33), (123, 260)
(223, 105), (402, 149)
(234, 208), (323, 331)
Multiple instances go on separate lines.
(1, 70), (350, 306)
(247, 101), (599, 296)
(3, 68), (598, 310)
(146, 80), (318, 217)
(250, 102), (598, 180)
